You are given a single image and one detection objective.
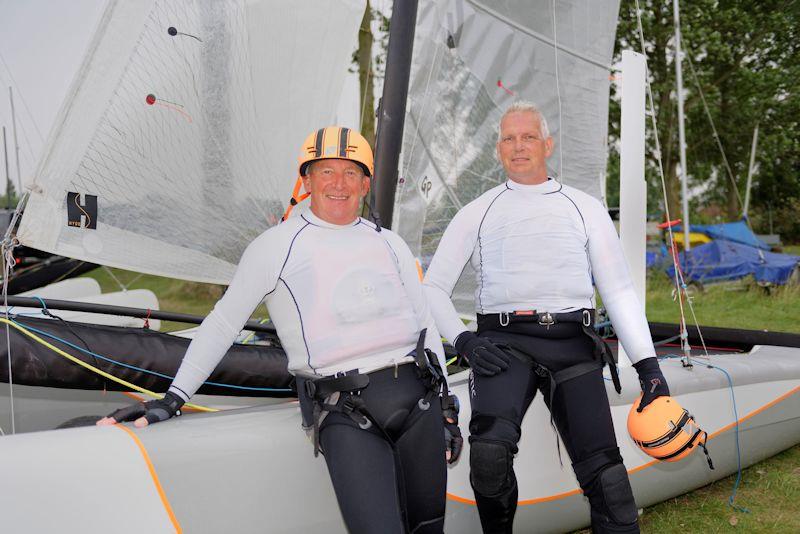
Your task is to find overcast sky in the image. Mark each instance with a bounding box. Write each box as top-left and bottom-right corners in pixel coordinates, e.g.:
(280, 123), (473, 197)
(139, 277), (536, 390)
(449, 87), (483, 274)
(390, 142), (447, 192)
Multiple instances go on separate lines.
(0, 0), (105, 192)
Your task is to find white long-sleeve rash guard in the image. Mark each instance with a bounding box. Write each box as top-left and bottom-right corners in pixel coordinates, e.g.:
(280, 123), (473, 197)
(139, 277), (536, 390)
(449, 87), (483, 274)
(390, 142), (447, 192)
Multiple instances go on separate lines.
(423, 178), (656, 364)
(169, 210), (447, 403)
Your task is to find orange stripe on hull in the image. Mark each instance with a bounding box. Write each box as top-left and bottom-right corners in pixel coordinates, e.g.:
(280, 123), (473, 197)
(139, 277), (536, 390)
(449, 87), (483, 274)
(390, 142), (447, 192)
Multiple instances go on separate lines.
(447, 384), (800, 506)
(115, 425), (183, 533)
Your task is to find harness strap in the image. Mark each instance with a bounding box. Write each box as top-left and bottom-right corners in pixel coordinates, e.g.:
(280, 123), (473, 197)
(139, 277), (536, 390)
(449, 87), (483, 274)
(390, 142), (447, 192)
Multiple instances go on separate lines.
(637, 410), (692, 448)
(413, 328), (447, 406)
(303, 333), (445, 457)
(477, 309), (594, 330)
(580, 323), (622, 394)
(304, 373), (371, 457)
(304, 373), (369, 399)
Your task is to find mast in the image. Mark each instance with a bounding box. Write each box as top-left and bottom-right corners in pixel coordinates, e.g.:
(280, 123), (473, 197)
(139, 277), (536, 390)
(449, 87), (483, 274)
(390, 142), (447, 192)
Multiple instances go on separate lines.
(373, 0), (419, 229)
(743, 123), (759, 218)
(3, 126), (10, 209)
(9, 87), (22, 194)
(673, 0), (690, 251)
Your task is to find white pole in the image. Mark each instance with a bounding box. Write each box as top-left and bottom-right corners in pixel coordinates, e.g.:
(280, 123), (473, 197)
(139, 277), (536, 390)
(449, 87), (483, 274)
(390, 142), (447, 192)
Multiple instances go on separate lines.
(674, 0), (690, 250)
(743, 123), (759, 218)
(618, 50), (647, 368)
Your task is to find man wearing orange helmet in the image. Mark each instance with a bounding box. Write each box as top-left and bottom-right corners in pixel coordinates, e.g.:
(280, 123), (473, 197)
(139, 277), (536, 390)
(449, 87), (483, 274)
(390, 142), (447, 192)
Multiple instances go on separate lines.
(99, 126), (462, 534)
(424, 102), (669, 533)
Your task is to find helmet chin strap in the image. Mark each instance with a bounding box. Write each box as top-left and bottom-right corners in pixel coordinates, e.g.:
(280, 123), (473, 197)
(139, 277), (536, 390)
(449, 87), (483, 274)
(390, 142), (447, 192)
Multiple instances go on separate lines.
(363, 197), (382, 232)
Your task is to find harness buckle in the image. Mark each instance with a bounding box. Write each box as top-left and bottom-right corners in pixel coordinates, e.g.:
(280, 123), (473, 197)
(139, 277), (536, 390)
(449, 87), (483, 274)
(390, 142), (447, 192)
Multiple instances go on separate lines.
(499, 312), (510, 327)
(538, 311), (554, 329)
(582, 309), (592, 327)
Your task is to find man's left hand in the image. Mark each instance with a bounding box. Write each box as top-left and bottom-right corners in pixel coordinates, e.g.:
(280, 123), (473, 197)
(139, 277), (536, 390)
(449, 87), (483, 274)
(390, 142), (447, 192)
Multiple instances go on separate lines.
(443, 394), (463, 464)
(633, 357), (670, 412)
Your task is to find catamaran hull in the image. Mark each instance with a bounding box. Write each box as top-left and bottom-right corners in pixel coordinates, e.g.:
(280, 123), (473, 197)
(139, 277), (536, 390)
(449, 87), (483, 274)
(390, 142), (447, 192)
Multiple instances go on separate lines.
(1, 345), (798, 533)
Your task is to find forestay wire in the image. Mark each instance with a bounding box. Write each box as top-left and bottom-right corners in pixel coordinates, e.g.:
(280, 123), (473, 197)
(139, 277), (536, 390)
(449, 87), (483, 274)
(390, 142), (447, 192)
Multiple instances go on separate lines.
(0, 193), (27, 435)
(633, 0), (748, 512)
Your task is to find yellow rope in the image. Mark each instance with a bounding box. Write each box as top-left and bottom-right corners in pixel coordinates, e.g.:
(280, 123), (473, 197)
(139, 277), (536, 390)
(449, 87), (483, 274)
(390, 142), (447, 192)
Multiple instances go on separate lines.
(241, 317), (271, 344)
(0, 317), (218, 413)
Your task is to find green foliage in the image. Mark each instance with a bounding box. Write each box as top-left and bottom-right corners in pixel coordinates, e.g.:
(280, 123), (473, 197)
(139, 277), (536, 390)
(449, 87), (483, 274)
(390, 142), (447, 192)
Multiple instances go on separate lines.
(0, 180), (19, 210)
(610, 0), (800, 238)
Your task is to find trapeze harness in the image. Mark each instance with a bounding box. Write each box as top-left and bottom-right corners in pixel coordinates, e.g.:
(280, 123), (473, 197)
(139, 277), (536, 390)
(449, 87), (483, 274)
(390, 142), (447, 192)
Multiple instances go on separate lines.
(298, 329), (450, 456)
(477, 308), (621, 395)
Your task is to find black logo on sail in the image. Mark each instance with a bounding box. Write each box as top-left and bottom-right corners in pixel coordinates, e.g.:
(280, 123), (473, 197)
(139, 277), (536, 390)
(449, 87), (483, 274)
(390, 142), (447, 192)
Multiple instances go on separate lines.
(66, 192), (97, 229)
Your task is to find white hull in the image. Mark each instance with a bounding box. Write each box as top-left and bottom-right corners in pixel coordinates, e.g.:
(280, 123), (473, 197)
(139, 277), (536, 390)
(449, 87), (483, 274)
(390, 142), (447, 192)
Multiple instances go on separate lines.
(1, 345), (799, 533)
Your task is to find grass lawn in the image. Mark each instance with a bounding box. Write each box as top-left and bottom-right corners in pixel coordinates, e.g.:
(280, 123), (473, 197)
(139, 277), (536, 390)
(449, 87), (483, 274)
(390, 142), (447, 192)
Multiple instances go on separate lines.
(82, 264), (800, 532)
(644, 273), (800, 333)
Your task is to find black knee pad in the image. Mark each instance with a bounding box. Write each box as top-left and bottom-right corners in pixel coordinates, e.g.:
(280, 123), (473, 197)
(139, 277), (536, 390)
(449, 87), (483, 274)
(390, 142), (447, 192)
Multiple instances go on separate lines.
(469, 440), (515, 498)
(573, 449), (638, 532)
(592, 463), (638, 528)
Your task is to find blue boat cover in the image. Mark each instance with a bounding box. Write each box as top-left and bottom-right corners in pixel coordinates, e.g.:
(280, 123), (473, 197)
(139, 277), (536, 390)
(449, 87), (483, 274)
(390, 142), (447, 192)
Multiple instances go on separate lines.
(674, 219), (770, 250)
(666, 240), (799, 285)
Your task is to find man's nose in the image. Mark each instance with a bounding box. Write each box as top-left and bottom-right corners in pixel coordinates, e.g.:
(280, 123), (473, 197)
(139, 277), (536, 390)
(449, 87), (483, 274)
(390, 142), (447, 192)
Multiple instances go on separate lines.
(331, 172), (347, 188)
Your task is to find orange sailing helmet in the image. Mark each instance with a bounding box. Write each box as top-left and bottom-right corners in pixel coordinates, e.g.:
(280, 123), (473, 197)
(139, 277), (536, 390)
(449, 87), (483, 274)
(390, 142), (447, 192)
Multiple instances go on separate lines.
(282, 126), (374, 221)
(627, 395), (712, 466)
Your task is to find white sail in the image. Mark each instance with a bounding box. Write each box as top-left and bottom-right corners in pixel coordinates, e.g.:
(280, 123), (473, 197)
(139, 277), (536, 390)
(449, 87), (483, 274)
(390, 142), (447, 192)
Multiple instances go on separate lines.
(17, 0), (365, 284)
(394, 0), (620, 315)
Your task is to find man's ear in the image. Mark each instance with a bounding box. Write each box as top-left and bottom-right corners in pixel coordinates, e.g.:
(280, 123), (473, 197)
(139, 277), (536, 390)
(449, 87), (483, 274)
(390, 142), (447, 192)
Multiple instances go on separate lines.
(302, 175), (311, 194)
(544, 137), (554, 158)
(361, 176), (371, 198)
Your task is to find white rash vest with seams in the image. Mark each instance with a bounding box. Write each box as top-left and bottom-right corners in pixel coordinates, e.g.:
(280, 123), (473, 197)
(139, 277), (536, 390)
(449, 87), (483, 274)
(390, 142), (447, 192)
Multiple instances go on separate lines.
(169, 210), (447, 403)
(423, 178), (656, 364)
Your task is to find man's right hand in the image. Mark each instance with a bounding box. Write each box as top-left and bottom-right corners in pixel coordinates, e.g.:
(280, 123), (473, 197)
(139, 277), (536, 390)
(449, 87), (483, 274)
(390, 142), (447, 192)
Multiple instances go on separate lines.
(96, 391), (185, 428)
(454, 332), (510, 376)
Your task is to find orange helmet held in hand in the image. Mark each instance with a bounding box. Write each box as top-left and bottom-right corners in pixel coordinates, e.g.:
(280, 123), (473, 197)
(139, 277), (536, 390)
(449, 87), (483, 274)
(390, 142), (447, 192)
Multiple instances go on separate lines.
(627, 395), (713, 468)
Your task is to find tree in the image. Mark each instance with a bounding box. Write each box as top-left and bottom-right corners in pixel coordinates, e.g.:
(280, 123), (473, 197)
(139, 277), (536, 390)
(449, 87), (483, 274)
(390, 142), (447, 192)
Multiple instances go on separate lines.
(353, 1), (390, 147)
(609, 0), (800, 241)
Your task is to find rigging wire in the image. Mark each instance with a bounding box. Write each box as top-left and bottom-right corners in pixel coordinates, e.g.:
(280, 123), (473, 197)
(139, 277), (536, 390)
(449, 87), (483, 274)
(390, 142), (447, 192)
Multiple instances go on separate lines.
(0, 52), (45, 143)
(2, 240), (16, 434)
(633, 0), (746, 511)
(0, 195), (25, 435)
(683, 46), (744, 212)
(632, 0), (692, 365)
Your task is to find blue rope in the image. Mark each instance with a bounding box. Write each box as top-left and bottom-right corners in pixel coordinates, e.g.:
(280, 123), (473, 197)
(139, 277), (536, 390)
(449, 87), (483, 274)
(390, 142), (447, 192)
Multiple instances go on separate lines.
(32, 296), (48, 314)
(659, 354), (749, 513)
(704, 362), (749, 513)
(12, 318), (292, 393)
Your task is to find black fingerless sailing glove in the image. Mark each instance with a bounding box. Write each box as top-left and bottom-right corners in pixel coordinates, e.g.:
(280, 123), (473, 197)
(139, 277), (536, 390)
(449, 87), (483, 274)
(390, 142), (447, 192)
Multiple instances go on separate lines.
(633, 357), (670, 412)
(454, 331), (510, 376)
(107, 391), (185, 425)
(442, 393), (463, 464)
